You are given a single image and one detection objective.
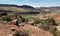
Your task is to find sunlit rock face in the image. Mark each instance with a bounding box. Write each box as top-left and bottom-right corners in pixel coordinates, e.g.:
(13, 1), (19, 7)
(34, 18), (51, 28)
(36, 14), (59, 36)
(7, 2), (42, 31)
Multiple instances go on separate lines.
(56, 25), (60, 32)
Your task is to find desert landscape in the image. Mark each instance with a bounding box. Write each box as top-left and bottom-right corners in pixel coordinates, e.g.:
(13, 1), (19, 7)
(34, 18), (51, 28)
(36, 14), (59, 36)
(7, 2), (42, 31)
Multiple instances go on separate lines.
(0, 4), (60, 36)
(0, 0), (60, 36)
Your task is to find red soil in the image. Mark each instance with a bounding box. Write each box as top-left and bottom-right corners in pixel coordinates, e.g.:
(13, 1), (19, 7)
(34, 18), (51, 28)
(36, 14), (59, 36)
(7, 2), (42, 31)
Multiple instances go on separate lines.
(0, 24), (53, 36)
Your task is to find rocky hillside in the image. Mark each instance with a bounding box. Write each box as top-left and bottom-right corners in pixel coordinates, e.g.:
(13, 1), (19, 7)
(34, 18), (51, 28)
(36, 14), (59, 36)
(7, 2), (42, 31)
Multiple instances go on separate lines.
(37, 6), (60, 14)
(1, 4), (60, 15)
(0, 24), (53, 36)
(0, 4), (51, 15)
(0, 4), (41, 13)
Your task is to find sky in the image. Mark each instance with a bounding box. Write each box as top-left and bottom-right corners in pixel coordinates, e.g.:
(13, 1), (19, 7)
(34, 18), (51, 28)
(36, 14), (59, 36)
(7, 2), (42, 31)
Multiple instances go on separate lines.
(0, 0), (60, 7)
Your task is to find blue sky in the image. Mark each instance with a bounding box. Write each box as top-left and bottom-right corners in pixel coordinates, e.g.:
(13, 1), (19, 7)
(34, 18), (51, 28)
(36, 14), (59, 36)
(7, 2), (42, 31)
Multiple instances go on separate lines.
(0, 0), (60, 7)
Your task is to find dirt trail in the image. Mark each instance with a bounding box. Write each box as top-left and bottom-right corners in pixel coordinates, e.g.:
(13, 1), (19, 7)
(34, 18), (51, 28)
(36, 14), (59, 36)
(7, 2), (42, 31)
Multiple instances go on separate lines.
(0, 24), (53, 36)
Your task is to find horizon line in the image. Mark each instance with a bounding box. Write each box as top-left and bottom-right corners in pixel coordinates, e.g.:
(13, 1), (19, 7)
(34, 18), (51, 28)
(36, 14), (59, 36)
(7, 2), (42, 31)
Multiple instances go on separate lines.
(0, 4), (60, 7)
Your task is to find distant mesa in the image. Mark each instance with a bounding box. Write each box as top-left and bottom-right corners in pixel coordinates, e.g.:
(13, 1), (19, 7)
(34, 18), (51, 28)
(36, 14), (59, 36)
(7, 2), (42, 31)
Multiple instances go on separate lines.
(0, 4), (34, 9)
(37, 6), (60, 10)
(20, 5), (34, 9)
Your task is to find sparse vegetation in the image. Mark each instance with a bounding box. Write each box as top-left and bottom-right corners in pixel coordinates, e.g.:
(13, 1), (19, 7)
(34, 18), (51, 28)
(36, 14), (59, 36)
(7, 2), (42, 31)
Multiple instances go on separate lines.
(14, 30), (30, 36)
(2, 16), (12, 22)
(38, 18), (56, 30)
(37, 18), (60, 36)
(0, 4), (60, 36)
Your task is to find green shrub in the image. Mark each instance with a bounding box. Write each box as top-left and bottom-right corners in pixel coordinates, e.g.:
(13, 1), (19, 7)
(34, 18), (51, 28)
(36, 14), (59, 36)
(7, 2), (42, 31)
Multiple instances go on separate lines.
(38, 18), (60, 36)
(49, 26), (60, 36)
(46, 18), (57, 26)
(2, 16), (12, 22)
(14, 30), (30, 36)
(33, 18), (41, 24)
(38, 18), (57, 31)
